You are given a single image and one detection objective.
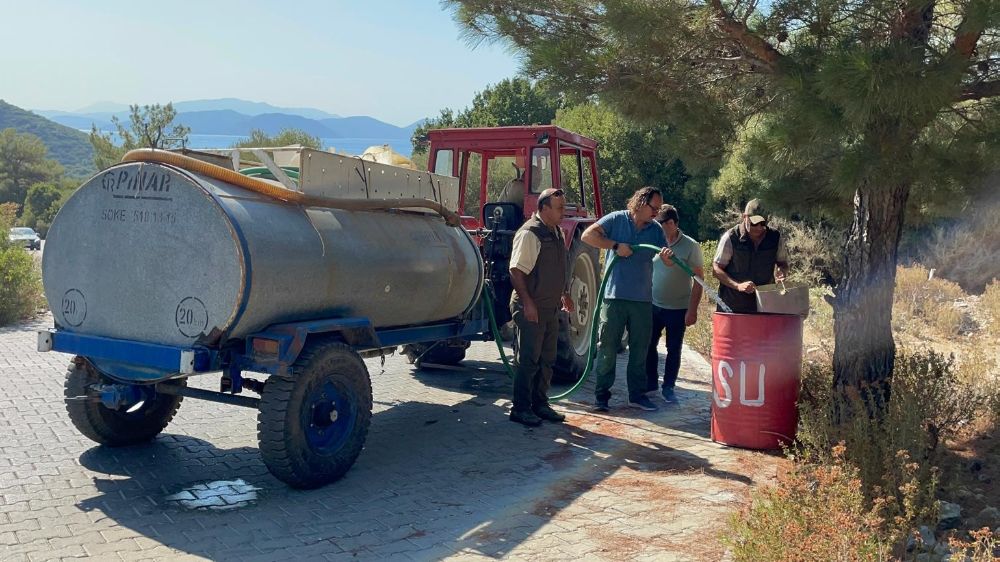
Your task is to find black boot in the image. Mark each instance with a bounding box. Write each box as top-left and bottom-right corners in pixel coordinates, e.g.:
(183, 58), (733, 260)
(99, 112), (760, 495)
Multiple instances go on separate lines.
(533, 404), (566, 423)
(510, 409), (543, 427)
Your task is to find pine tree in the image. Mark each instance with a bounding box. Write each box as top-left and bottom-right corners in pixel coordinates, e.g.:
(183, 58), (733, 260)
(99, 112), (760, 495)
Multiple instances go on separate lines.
(447, 0), (1000, 405)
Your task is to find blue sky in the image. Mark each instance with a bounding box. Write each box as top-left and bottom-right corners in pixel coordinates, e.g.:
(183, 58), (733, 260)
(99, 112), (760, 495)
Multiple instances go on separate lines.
(0, 0), (521, 126)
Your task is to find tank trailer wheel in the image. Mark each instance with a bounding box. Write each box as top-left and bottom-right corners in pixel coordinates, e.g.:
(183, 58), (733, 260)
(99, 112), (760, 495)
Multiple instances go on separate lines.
(401, 340), (468, 368)
(64, 359), (185, 446)
(554, 238), (600, 382)
(257, 341), (373, 489)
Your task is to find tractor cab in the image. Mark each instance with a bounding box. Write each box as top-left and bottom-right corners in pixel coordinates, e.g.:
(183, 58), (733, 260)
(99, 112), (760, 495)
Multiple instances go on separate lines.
(427, 125), (603, 232)
(426, 126), (603, 379)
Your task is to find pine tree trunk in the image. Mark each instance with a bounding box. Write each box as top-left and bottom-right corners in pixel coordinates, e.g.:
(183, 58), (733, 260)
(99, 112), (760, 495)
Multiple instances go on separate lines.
(832, 178), (911, 409)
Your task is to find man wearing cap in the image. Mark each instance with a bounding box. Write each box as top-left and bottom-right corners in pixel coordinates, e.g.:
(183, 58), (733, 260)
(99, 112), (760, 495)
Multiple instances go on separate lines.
(582, 186), (672, 413)
(712, 199), (789, 313)
(508, 188), (575, 427)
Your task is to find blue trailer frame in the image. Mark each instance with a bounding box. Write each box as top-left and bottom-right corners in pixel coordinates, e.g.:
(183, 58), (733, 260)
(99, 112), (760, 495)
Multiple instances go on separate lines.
(40, 314), (492, 407)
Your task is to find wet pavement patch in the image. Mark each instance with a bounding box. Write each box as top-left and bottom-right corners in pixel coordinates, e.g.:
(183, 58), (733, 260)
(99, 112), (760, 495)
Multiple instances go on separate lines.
(163, 479), (261, 511)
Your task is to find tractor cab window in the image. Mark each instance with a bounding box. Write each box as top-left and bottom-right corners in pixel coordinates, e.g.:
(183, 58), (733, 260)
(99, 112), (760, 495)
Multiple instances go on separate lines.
(487, 155), (524, 207)
(433, 148), (455, 176)
(529, 148), (554, 194)
(559, 146), (585, 208)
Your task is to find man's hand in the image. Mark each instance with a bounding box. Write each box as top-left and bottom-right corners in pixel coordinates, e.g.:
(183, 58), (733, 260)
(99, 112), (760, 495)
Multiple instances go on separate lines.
(616, 243), (633, 258)
(659, 247), (674, 266)
(775, 269), (787, 283)
(522, 299), (539, 323)
(737, 281), (756, 294)
(561, 294), (575, 313)
(685, 308), (698, 327)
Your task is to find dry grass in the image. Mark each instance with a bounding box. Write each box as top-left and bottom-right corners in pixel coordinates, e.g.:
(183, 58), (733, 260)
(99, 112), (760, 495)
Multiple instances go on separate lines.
(982, 279), (1000, 337)
(894, 264), (967, 337)
(921, 196), (1000, 294)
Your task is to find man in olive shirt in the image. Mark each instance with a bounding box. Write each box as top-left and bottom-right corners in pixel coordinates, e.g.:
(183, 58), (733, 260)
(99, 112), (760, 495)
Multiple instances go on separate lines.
(646, 204), (704, 404)
(508, 188), (575, 427)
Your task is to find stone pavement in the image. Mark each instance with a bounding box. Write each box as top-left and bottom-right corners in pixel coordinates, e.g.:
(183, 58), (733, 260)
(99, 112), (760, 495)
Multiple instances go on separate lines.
(1, 313), (778, 561)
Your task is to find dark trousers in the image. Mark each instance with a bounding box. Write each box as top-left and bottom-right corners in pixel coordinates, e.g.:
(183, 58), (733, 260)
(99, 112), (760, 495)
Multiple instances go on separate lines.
(645, 306), (687, 392)
(511, 304), (559, 412)
(594, 299), (653, 402)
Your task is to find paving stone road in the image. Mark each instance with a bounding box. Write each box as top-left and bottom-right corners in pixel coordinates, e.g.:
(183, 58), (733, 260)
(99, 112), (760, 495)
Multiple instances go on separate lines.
(1, 313), (777, 561)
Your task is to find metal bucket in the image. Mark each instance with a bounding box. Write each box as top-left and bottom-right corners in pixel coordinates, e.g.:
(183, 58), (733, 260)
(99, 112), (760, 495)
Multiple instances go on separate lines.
(755, 283), (810, 316)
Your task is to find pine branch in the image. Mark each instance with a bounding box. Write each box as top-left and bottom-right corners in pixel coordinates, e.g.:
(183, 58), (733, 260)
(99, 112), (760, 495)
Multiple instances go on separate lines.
(706, 0), (783, 73)
(958, 80), (1000, 101)
(947, 1), (988, 60)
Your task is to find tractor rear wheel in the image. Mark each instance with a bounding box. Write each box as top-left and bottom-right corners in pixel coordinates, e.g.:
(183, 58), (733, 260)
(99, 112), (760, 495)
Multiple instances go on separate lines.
(554, 237), (600, 382)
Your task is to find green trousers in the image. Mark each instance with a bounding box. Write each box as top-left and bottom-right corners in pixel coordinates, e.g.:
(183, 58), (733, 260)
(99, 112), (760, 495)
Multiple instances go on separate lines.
(511, 304), (559, 412)
(594, 298), (653, 402)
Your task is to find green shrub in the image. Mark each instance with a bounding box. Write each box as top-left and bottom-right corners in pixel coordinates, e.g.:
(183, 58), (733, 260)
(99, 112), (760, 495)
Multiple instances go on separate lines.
(725, 443), (894, 561)
(797, 350), (988, 530)
(0, 202), (43, 325)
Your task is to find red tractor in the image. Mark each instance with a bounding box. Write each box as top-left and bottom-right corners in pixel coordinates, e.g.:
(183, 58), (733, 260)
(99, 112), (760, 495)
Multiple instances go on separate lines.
(416, 125), (604, 379)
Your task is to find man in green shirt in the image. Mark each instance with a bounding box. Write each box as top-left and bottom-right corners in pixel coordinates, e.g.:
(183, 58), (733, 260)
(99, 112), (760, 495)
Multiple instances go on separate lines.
(645, 204), (704, 404)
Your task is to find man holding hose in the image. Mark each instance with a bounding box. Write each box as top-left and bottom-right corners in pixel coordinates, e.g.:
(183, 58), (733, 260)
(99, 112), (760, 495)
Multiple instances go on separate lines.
(582, 187), (672, 412)
(646, 204), (704, 405)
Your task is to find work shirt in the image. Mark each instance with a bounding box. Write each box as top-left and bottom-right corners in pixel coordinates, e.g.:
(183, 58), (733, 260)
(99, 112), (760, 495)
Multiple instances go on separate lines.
(652, 231), (703, 310)
(596, 210), (666, 302)
(510, 214), (568, 310)
(714, 224), (786, 313)
(510, 215), (565, 275)
(714, 226), (788, 267)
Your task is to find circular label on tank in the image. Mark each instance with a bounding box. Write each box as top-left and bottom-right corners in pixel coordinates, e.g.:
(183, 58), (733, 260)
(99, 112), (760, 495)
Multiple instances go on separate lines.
(42, 163), (244, 347)
(60, 289), (87, 327)
(175, 297), (209, 338)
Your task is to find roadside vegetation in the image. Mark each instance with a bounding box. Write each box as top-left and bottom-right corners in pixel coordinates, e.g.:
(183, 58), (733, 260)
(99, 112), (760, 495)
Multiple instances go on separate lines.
(0, 202), (43, 325)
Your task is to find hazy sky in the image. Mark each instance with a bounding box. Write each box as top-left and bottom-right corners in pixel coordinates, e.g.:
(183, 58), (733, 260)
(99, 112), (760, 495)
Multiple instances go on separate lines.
(0, 0), (521, 126)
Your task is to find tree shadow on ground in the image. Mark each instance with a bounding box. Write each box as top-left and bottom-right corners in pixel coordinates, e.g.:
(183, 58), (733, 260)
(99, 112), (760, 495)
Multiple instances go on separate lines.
(74, 362), (751, 560)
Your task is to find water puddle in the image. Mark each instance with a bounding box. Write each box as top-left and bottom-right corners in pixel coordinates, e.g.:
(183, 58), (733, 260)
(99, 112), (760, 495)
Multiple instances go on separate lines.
(163, 479), (261, 511)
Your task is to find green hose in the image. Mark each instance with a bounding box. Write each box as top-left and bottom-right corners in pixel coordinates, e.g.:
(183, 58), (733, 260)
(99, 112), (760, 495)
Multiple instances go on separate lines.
(239, 166), (301, 180)
(482, 243), (666, 400)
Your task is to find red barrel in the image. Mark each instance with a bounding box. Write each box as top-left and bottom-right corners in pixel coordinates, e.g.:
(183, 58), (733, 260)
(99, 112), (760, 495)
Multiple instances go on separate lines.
(710, 312), (803, 449)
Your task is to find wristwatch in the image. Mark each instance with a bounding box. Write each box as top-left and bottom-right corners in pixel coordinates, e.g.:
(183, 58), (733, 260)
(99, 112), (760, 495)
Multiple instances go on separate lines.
(611, 242), (619, 252)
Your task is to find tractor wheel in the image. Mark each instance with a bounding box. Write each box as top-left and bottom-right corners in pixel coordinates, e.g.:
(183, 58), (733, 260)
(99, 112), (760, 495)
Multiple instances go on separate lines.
(64, 358), (185, 446)
(554, 237), (600, 382)
(257, 340), (372, 489)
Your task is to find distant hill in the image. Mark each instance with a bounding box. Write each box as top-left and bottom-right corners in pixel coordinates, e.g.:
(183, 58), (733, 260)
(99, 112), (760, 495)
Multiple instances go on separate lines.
(0, 100), (94, 178)
(320, 116), (419, 139)
(30, 98), (425, 144)
(172, 98), (340, 120)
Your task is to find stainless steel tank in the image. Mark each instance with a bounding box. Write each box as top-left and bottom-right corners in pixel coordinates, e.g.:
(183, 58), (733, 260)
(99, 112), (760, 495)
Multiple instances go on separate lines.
(43, 161), (484, 347)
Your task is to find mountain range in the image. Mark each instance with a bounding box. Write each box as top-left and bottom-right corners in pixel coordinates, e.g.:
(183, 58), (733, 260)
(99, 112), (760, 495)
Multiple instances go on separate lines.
(33, 98), (424, 139)
(0, 100), (94, 177)
(1, 98), (429, 178)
